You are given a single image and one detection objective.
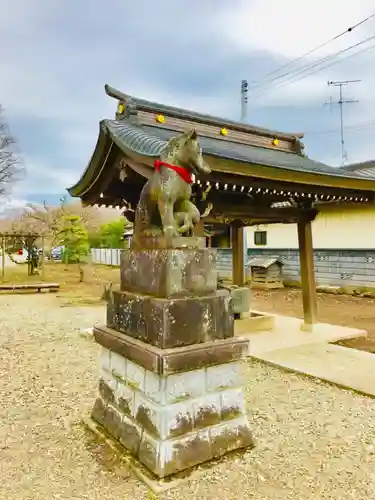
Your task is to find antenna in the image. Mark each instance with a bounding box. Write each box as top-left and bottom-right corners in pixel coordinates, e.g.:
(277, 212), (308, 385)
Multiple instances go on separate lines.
(325, 79), (361, 164)
(241, 80), (248, 121)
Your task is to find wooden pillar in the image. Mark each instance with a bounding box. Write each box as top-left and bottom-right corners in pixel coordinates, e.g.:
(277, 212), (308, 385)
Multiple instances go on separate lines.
(297, 220), (317, 328)
(1, 235), (5, 279)
(193, 218), (205, 237)
(231, 223), (245, 286)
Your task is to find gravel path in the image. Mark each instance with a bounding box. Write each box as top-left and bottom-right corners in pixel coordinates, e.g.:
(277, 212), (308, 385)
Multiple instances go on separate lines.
(1, 295), (375, 499)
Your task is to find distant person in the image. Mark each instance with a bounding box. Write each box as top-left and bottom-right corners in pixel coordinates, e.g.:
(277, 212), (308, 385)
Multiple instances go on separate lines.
(29, 245), (39, 275)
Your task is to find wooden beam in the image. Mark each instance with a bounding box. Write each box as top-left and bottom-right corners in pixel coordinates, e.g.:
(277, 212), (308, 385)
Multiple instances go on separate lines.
(297, 221), (317, 328)
(200, 171), (367, 198)
(231, 223), (245, 286)
(211, 203), (318, 223)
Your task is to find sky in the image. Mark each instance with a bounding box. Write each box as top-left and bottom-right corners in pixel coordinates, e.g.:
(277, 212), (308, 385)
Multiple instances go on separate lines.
(1, 0), (375, 215)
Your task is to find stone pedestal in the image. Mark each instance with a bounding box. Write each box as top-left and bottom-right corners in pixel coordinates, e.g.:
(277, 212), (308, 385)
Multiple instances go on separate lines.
(91, 243), (254, 478)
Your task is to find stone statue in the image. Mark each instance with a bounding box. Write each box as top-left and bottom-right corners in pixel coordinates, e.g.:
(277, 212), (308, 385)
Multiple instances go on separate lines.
(132, 129), (211, 248)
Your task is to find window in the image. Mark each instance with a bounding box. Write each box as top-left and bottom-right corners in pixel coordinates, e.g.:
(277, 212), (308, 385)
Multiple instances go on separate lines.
(254, 230), (267, 246)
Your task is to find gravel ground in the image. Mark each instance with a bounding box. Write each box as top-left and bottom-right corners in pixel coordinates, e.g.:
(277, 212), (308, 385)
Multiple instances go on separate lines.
(1, 295), (375, 499)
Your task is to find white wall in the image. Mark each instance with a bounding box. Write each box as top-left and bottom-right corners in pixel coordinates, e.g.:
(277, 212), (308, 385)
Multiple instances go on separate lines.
(246, 203), (375, 250)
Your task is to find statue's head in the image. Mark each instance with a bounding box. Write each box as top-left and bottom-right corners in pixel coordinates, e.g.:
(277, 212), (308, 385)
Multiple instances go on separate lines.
(163, 129), (211, 175)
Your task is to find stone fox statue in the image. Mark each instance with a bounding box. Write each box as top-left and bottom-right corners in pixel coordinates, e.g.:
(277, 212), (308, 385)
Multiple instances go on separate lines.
(132, 129), (211, 247)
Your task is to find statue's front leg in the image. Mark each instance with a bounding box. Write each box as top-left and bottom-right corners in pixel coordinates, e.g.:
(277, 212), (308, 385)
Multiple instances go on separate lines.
(158, 197), (178, 239)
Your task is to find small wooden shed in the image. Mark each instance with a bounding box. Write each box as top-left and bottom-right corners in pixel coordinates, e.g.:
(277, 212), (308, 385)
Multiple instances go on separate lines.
(248, 257), (284, 289)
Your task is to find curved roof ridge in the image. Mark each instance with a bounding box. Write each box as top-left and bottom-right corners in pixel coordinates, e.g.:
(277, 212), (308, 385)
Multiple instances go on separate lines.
(104, 84), (304, 142)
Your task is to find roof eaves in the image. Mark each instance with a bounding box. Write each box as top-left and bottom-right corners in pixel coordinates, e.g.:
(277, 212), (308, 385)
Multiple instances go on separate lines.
(340, 160), (375, 172)
(67, 121), (111, 197)
(104, 119), (375, 183)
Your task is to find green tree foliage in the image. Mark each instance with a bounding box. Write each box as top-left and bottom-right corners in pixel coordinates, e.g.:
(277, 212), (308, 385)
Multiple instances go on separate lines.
(88, 217), (130, 249)
(59, 215), (89, 281)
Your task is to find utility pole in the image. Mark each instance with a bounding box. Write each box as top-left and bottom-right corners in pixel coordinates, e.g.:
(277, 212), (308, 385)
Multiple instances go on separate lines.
(240, 79), (249, 280)
(241, 79), (248, 122)
(325, 80), (360, 164)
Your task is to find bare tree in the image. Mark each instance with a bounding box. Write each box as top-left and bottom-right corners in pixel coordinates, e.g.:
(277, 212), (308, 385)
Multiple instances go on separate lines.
(18, 196), (102, 250)
(0, 106), (23, 198)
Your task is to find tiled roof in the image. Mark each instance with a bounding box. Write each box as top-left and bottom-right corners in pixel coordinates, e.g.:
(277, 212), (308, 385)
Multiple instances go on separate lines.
(248, 257), (284, 268)
(104, 119), (372, 179)
(340, 160), (375, 179)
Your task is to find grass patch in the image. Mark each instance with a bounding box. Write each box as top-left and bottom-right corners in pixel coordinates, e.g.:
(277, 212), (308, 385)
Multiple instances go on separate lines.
(0, 261), (121, 306)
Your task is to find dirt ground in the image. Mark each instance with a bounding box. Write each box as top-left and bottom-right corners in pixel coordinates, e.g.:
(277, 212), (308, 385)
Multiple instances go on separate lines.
(2, 262), (374, 352)
(252, 288), (375, 353)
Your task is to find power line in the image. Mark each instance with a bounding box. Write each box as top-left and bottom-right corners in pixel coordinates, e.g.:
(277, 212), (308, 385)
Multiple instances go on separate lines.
(248, 12), (375, 90)
(305, 118), (375, 136)
(251, 34), (375, 95)
(250, 37), (375, 99)
(324, 80), (361, 164)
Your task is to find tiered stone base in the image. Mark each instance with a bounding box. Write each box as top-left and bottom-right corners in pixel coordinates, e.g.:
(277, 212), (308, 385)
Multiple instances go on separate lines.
(91, 244), (254, 479)
(91, 327), (253, 478)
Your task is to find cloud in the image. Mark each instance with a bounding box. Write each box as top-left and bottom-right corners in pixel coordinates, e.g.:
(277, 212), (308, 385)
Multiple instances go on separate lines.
(1, 0), (375, 209)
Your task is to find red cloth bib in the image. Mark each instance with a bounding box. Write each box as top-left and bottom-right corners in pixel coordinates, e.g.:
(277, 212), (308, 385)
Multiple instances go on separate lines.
(154, 160), (193, 184)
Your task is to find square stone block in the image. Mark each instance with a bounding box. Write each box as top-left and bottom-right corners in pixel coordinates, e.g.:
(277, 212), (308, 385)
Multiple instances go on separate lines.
(143, 367), (206, 405)
(209, 416), (254, 458)
(231, 287), (251, 314)
(133, 392), (195, 440)
(99, 347), (111, 372)
(138, 428), (213, 478)
(205, 361), (243, 393)
(221, 388), (247, 421)
(91, 354), (254, 479)
(94, 326), (250, 376)
(120, 248), (217, 298)
(106, 289), (234, 348)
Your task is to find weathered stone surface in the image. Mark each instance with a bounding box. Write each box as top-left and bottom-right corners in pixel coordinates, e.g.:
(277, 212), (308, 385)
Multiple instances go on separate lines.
(99, 347), (111, 372)
(91, 196), (255, 479)
(92, 349), (254, 479)
(162, 339), (249, 374)
(138, 428), (213, 477)
(103, 405), (123, 441)
(120, 248), (217, 298)
(99, 378), (116, 405)
(133, 392), (195, 439)
(126, 359), (146, 391)
(162, 368), (206, 404)
(206, 362), (243, 392)
(118, 415), (143, 455)
(221, 388), (246, 421)
(163, 429), (213, 477)
(110, 351), (126, 381)
(131, 235), (205, 250)
(193, 393), (221, 429)
(231, 287), (251, 314)
(91, 397), (106, 426)
(94, 326), (249, 375)
(210, 417), (254, 458)
(115, 382), (134, 416)
(107, 289), (234, 348)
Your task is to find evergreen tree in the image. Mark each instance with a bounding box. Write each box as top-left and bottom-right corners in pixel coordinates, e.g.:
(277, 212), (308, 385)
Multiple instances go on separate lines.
(59, 215), (89, 281)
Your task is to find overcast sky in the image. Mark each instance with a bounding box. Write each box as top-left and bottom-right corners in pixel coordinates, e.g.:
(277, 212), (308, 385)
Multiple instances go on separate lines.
(1, 0), (375, 214)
